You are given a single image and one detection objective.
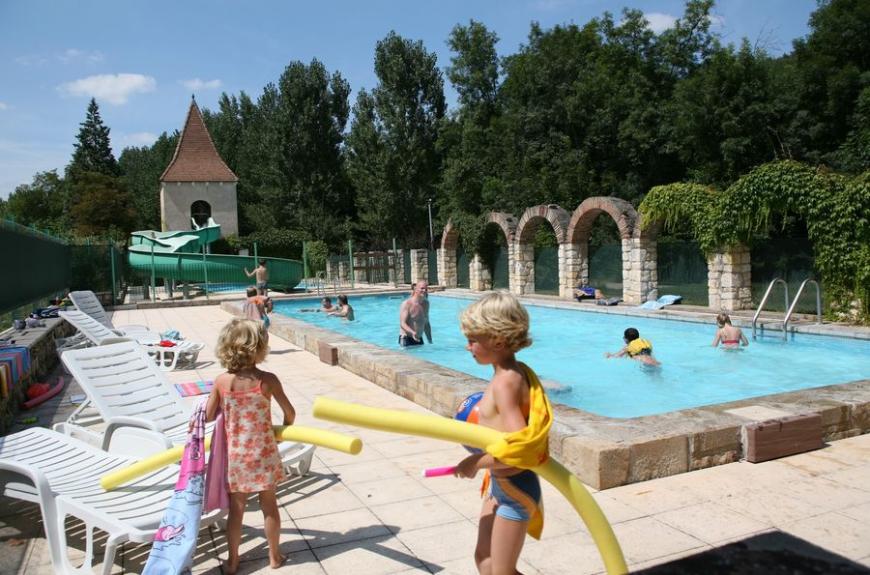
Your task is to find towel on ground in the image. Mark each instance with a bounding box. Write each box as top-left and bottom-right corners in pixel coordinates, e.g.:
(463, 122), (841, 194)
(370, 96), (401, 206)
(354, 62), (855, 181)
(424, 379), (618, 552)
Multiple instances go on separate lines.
(482, 362), (552, 539)
(142, 401), (207, 575)
(174, 380), (214, 397)
(639, 294), (683, 310)
(204, 409), (229, 512)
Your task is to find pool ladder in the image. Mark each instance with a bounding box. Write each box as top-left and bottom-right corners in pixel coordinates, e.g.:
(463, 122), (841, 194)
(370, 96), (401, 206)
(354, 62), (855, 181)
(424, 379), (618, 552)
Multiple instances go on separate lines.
(752, 278), (822, 340)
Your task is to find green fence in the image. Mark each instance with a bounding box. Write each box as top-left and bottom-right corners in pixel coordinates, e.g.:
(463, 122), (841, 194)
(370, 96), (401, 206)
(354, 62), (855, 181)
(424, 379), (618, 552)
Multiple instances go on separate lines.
(751, 238), (819, 313)
(534, 246), (559, 294)
(427, 250), (438, 286)
(0, 220), (70, 317)
(588, 243), (623, 297)
(657, 239), (709, 306)
(456, 247), (470, 288)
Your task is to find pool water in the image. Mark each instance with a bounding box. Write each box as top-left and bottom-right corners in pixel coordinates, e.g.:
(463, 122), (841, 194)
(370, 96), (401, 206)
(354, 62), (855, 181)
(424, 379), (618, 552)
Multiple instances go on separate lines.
(274, 294), (870, 418)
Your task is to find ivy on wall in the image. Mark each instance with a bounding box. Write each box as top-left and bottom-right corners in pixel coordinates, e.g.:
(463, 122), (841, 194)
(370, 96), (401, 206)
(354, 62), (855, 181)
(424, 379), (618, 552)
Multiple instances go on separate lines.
(640, 161), (870, 317)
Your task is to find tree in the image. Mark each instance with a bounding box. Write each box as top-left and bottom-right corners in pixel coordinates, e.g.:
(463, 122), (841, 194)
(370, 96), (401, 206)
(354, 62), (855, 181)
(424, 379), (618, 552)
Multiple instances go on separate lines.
(347, 32), (446, 246)
(69, 171), (134, 238)
(4, 170), (68, 233)
(67, 98), (119, 179)
(118, 131), (179, 230)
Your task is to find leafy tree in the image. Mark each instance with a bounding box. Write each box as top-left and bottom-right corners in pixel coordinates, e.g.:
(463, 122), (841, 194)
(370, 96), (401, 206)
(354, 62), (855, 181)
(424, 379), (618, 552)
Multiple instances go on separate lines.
(67, 98), (119, 179)
(347, 31), (446, 246)
(4, 170), (68, 233)
(69, 171), (135, 238)
(118, 131), (178, 230)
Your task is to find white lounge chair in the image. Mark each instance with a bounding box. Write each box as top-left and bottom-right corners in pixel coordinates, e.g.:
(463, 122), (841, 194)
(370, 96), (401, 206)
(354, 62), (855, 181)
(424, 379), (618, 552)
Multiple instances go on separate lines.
(0, 426), (223, 575)
(59, 309), (203, 371)
(57, 342), (315, 475)
(68, 290), (153, 336)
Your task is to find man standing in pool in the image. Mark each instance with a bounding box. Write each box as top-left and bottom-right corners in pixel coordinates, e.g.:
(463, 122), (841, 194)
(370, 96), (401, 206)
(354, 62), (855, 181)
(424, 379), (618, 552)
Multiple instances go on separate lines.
(399, 280), (432, 347)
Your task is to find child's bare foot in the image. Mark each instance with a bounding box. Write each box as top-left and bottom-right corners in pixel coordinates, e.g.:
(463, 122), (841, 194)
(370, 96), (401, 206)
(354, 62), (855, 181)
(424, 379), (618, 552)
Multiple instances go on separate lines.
(224, 557), (240, 575)
(269, 552), (287, 569)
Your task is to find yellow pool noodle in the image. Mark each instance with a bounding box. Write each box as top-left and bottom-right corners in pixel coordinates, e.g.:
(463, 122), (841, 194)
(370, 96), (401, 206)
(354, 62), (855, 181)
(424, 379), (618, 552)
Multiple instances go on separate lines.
(313, 396), (628, 575)
(100, 425), (361, 491)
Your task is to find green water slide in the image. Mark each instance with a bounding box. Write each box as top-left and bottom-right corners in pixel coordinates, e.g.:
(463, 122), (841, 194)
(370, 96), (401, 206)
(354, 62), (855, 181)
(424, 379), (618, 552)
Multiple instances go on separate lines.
(127, 220), (303, 291)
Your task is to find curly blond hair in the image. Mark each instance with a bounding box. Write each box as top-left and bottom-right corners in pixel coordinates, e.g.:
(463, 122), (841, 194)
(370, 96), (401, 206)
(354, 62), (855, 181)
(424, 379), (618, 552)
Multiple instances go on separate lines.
(215, 318), (268, 373)
(460, 292), (531, 352)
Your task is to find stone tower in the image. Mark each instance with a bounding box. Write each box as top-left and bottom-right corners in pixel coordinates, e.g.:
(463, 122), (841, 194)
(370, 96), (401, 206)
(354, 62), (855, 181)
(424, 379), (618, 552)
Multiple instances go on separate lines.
(159, 97), (239, 236)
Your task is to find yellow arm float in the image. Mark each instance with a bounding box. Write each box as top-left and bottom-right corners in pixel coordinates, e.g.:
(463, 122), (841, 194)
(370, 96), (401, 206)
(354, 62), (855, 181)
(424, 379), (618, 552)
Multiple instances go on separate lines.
(313, 397), (628, 575)
(100, 424), (362, 491)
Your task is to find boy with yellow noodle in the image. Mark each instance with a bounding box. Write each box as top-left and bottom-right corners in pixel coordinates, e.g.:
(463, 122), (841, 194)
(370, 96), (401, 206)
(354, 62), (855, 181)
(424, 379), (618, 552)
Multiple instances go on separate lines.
(454, 292), (552, 574)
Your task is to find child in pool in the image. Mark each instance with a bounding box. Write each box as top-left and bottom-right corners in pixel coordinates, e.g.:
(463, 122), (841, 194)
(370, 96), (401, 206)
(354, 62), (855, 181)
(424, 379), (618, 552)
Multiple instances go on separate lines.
(712, 313), (749, 348)
(454, 292), (550, 575)
(206, 319), (295, 574)
(606, 327), (661, 367)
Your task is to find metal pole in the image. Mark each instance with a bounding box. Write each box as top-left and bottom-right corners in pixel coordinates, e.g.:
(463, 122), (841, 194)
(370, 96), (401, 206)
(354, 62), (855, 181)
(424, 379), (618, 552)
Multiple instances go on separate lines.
(253, 241), (258, 266)
(392, 237), (399, 288)
(150, 232), (156, 303)
(109, 244), (117, 305)
(427, 198), (434, 252)
(202, 242), (210, 302)
(348, 239), (355, 289)
(303, 241), (310, 279)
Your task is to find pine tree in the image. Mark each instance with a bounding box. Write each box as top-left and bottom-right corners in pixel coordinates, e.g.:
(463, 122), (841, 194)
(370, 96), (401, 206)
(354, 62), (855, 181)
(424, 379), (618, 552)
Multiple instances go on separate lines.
(67, 98), (119, 179)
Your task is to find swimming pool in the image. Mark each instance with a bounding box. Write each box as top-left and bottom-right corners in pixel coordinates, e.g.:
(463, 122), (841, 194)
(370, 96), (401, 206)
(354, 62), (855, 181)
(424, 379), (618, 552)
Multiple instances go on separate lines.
(273, 294), (870, 418)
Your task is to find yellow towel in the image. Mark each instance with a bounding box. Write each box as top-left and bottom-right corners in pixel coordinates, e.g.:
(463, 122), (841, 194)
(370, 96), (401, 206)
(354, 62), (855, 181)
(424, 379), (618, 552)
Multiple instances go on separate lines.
(482, 362), (552, 539)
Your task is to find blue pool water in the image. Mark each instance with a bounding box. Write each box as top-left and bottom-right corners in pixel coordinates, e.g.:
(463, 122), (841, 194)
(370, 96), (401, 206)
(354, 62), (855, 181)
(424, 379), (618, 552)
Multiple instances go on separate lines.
(274, 294), (870, 418)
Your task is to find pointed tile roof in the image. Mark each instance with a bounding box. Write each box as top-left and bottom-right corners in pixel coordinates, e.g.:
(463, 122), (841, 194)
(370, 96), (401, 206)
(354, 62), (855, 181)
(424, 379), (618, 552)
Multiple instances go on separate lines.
(160, 98), (238, 182)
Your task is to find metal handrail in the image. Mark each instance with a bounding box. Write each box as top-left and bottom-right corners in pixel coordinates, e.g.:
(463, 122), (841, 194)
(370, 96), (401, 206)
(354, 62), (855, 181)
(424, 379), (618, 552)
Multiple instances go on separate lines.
(783, 279), (822, 333)
(752, 278), (789, 340)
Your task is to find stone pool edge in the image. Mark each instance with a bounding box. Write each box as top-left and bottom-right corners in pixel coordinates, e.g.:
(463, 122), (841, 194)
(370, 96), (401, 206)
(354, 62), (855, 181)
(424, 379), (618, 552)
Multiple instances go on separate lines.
(223, 300), (870, 490)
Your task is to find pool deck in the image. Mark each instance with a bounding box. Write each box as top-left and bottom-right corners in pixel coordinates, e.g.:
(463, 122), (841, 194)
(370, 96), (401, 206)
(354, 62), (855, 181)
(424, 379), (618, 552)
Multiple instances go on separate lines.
(3, 305), (870, 574)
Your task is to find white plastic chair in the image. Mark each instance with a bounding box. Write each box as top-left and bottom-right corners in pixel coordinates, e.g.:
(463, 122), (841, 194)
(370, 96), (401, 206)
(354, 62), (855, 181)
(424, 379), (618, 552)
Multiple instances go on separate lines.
(0, 426), (223, 575)
(68, 290), (153, 336)
(57, 342), (315, 474)
(59, 309), (160, 346)
(145, 340), (206, 371)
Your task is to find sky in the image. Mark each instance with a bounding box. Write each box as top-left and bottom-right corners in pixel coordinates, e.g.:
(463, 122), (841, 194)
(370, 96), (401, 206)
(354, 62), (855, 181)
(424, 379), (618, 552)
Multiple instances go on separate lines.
(0, 0), (820, 199)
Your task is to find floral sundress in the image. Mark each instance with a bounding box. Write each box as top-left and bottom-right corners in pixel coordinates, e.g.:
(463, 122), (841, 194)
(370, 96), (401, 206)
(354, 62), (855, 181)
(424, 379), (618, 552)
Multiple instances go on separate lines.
(222, 381), (284, 493)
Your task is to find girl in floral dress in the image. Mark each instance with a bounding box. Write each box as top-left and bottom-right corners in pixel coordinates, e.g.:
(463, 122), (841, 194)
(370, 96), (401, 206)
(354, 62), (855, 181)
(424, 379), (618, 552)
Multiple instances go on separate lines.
(206, 318), (296, 573)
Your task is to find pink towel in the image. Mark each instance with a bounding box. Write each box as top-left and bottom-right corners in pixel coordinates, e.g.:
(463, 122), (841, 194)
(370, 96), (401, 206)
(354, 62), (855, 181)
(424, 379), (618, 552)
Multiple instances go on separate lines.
(174, 380), (214, 397)
(204, 410), (229, 512)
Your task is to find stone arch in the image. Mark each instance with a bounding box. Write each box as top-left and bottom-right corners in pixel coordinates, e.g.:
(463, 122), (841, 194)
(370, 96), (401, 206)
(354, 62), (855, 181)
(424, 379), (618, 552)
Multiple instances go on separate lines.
(513, 205), (570, 295)
(437, 220), (461, 288)
(484, 211), (518, 244)
(564, 197), (655, 304)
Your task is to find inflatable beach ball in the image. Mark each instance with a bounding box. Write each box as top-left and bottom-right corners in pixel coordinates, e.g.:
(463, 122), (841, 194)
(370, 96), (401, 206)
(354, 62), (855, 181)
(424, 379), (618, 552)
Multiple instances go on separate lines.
(455, 391), (484, 453)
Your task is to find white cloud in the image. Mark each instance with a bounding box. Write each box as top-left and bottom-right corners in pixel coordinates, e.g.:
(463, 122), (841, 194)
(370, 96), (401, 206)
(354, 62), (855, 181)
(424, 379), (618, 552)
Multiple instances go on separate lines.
(644, 12), (677, 34)
(181, 78), (223, 91)
(58, 48), (105, 63)
(58, 73), (156, 105)
(119, 132), (158, 147)
(15, 54), (47, 66)
(0, 102), (8, 111)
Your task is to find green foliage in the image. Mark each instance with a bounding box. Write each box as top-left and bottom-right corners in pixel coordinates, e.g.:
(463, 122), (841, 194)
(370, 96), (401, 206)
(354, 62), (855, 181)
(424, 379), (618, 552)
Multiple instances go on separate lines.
(4, 171), (69, 235)
(67, 98), (119, 180)
(347, 31), (445, 245)
(305, 240), (329, 272)
(69, 171), (135, 239)
(118, 132), (178, 230)
(641, 160), (870, 315)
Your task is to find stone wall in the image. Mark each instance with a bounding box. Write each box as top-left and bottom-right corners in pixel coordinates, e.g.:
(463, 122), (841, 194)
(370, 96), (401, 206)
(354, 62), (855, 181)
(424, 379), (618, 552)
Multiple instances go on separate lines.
(469, 254), (491, 291)
(436, 248), (457, 288)
(708, 244), (752, 311)
(622, 237), (658, 305)
(512, 243), (534, 295)
(159, 181), (238, 236)
(409, 249), (429, 285)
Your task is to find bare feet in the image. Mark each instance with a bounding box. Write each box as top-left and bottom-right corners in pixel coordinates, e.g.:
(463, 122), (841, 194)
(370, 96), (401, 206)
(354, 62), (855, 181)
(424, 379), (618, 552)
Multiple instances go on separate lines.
(224, 557), (240, 575)
(270, 552), (287, 569)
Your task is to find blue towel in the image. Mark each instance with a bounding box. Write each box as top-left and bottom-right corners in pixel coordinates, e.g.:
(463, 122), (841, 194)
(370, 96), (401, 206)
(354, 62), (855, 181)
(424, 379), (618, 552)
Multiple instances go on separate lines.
(639, 295), (682, 310)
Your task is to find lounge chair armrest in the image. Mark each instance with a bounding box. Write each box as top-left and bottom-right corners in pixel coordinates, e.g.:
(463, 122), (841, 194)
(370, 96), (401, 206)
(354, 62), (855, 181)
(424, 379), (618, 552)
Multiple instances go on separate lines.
(101, 417), (167, 451)
(0, 458), (53, 500)
(103, 336), (132, 345)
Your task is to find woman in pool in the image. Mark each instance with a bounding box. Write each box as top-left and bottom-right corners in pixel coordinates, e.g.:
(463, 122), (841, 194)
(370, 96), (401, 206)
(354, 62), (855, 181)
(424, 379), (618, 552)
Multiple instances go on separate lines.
(327, 294), (355, 321)
(712, 313), (749, 348)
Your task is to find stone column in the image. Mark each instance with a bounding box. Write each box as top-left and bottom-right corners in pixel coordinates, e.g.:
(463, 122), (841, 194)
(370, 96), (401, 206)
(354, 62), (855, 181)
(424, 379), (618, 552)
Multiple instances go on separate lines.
(707, 244), (752, 311)
(469, 254), (492, 291)
(511, 242), (535, 295)
(622, 238), (658, 305)
(558, 242), (581, 298)
(337, 261), (349, 282)
(437, 248), (457, 288)
(409, 249), (429, 286)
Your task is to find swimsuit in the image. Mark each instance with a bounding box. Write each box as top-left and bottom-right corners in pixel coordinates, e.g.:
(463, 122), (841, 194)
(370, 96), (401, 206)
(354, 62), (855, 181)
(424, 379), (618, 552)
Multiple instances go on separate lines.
(625, 338), (653, 357)
(256, 281), (267, 291)
(222, 381), (284, 493)
(399, 334), (424, 347)
(488, 470), (541, 522)
(722, 339), (739, 345)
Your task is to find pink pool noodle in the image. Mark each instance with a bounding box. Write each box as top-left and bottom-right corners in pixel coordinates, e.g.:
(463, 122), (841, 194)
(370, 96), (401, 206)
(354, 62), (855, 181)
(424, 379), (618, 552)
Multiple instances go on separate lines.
(422, 466), (457, 478)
